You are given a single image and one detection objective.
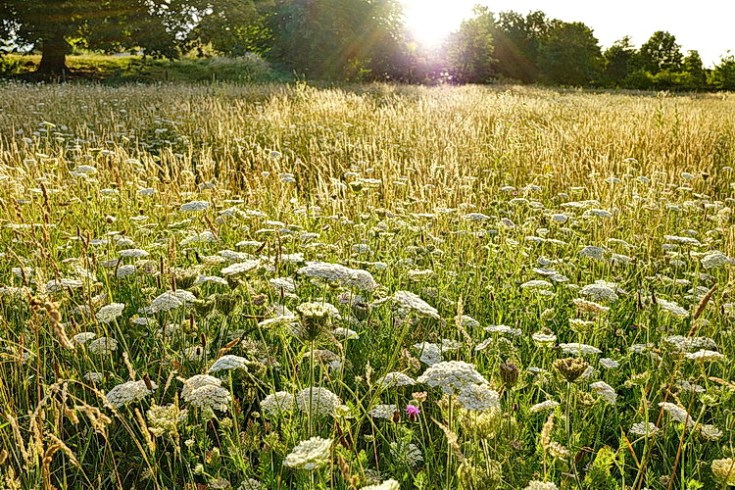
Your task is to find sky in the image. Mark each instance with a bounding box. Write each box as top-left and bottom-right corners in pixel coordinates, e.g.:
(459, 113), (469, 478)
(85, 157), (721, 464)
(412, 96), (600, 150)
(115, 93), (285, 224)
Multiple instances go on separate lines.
(400, 0), (734, 68)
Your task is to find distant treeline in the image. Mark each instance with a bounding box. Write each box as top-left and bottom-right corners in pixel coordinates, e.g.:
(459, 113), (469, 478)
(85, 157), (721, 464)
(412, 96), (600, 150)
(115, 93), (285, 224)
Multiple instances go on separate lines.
(1, 0), (734, 90)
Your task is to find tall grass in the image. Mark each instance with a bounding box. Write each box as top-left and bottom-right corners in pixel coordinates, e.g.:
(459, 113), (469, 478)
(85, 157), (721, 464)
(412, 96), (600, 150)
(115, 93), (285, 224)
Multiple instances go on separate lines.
(0, 82), (733, 489)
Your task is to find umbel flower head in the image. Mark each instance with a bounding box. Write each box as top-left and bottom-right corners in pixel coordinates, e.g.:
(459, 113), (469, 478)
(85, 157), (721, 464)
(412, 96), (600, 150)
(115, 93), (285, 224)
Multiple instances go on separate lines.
(553, 357), (589, 383)
(283, 437), (332, 471)
(106, 379), (157, 408)
(711, 458), (735, 485)
(417, 360), (487, 395)
(296, 387), (341, 417)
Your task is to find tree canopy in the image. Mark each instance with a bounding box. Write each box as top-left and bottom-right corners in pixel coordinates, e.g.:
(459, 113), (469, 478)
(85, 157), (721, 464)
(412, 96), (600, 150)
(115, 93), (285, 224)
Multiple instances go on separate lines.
(0, 1), (733, 90)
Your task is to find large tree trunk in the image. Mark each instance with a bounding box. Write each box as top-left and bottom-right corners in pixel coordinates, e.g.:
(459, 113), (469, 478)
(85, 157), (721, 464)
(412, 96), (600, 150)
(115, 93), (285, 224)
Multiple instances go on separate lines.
(38, 35), (68, 77)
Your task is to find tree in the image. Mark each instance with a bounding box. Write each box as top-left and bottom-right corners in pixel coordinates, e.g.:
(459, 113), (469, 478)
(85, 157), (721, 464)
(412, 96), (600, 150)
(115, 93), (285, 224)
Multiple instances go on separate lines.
(709, 53), (735, 90)
(639, 30), (683, 74)
(603, 36), (638, 86)
(491, 10), (550, 83)
(537, 21), (602, 86)
(681, 50), (706, 89)
(265, 0), (405, 81)
(0, 0), (199, 76)
(193, 0), (274, 57)
(444, 6), (495, 83)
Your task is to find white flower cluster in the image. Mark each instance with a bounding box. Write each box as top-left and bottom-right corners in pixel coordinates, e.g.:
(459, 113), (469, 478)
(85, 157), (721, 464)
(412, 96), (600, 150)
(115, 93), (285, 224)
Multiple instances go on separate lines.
(417, 360), (488, 396)
(655, 298), (689, 319)
(221, 260), (260, 277)
(523, 481), (558, 490)
(149, 290), (196, 313)
(146, 403), (187, 437)
(260, 391), (295, 418)
(180, 200), (211, 212)
(369, 404), (397, 419)
(456, 383), (500, 411)
(578, 283), (619, 302)
(589, 381), (617, 404)
(208, 354), (249, 373)
(296, 387), (341, 417)
(297, 262), (378, 290)
(96, 303), (125, 324)
(559, 343), (602, 356)
(283, 437), (332, 470)
(376, 372), (416, 387)
(392, 290), (440, 319)
(658, 402), (694, 427)
(360, 480), (400, 490)
(106, 380), (157, 408)
(87, 336), (118, 355)
(181, 374), (231, 411)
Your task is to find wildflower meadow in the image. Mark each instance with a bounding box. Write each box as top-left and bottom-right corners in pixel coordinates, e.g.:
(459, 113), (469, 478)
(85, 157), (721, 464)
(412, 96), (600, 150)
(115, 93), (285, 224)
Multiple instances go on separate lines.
(0, 82), (734, 489)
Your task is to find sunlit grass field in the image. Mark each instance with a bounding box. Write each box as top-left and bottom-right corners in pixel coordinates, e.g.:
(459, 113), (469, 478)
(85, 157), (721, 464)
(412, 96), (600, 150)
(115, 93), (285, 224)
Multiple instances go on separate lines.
(0, 82), (734, 489)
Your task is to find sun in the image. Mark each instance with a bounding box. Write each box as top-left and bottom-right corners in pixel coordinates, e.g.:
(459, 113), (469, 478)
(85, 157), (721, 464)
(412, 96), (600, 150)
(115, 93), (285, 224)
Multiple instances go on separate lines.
(401, 0), (471, 46)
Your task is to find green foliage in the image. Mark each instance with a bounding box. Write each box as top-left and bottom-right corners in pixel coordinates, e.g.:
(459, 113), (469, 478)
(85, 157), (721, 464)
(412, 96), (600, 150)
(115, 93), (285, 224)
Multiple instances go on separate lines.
(538, 21), (602, 86)
(583, 446), (619, 490)
(639, 31), (683, 74)
(264, 0), (405, 81)
(709, 54), (735, 90)
(491, 10), (550, 83)
(444, 6), (496, 83)
(603, 37), (638, 87)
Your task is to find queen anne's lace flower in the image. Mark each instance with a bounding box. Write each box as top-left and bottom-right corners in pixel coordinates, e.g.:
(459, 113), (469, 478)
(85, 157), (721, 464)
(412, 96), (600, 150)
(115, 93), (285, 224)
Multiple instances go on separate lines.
(96, 303), (125, 324)
(361, 479), (401, 490)
(296, 387), (341, 417)
(118, 248), (149, 258)
(523, 481), (558, 490)
(530, 400), (559, 413)
(87, 336), (118, 355)
(559, 343), (602, 356)
(369, 404), (397, 419)
(297, 262), (377, 290)
(180, 200), (211, 212)
(181, 374), (222, 401)
(417, 361), (487, 395)
(685, 350), (725, 361)
(186, 384), (232, 411)
(392, 291), (440, 319)
(590, 381), (617, 404)
(579, 283), (619, 302)
(700, 251), (729, 270)
(376, 372), (416, 387)
(659, 402), (694, 427)
(456, 384), (500, 411)
(208, 355), (249, 373)
(221, 260), (260, 276)
(106, 380), (157, 408)
(260, 392), (295, 418)
(283, 437), (332, 470)
(149, 290), (196, 313)
(655, 298), (689, 319)
(628, 422), (659, 437)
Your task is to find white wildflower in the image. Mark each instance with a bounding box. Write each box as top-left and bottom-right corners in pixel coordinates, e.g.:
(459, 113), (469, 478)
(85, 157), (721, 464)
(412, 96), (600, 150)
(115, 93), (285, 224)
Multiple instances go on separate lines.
(456, 384), (500, 411)
(392, 291), (440, 319)
(590, 381), (617, 404)
(260, 392), (296, 419)
(295, 387), (341, 417)
(180, 201), (211, 212)
(283, 437), (332, 471)
(106, 380), (157, 408)
(208, 355), (249, 373)
(297, 262), (377, 290)
(96, 303), (125, 324)
(417, 361), (487, 395)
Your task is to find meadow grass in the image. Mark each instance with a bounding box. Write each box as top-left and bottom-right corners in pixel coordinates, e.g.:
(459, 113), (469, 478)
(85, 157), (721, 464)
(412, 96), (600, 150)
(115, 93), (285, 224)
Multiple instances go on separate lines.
(0, 81), (734, 489)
